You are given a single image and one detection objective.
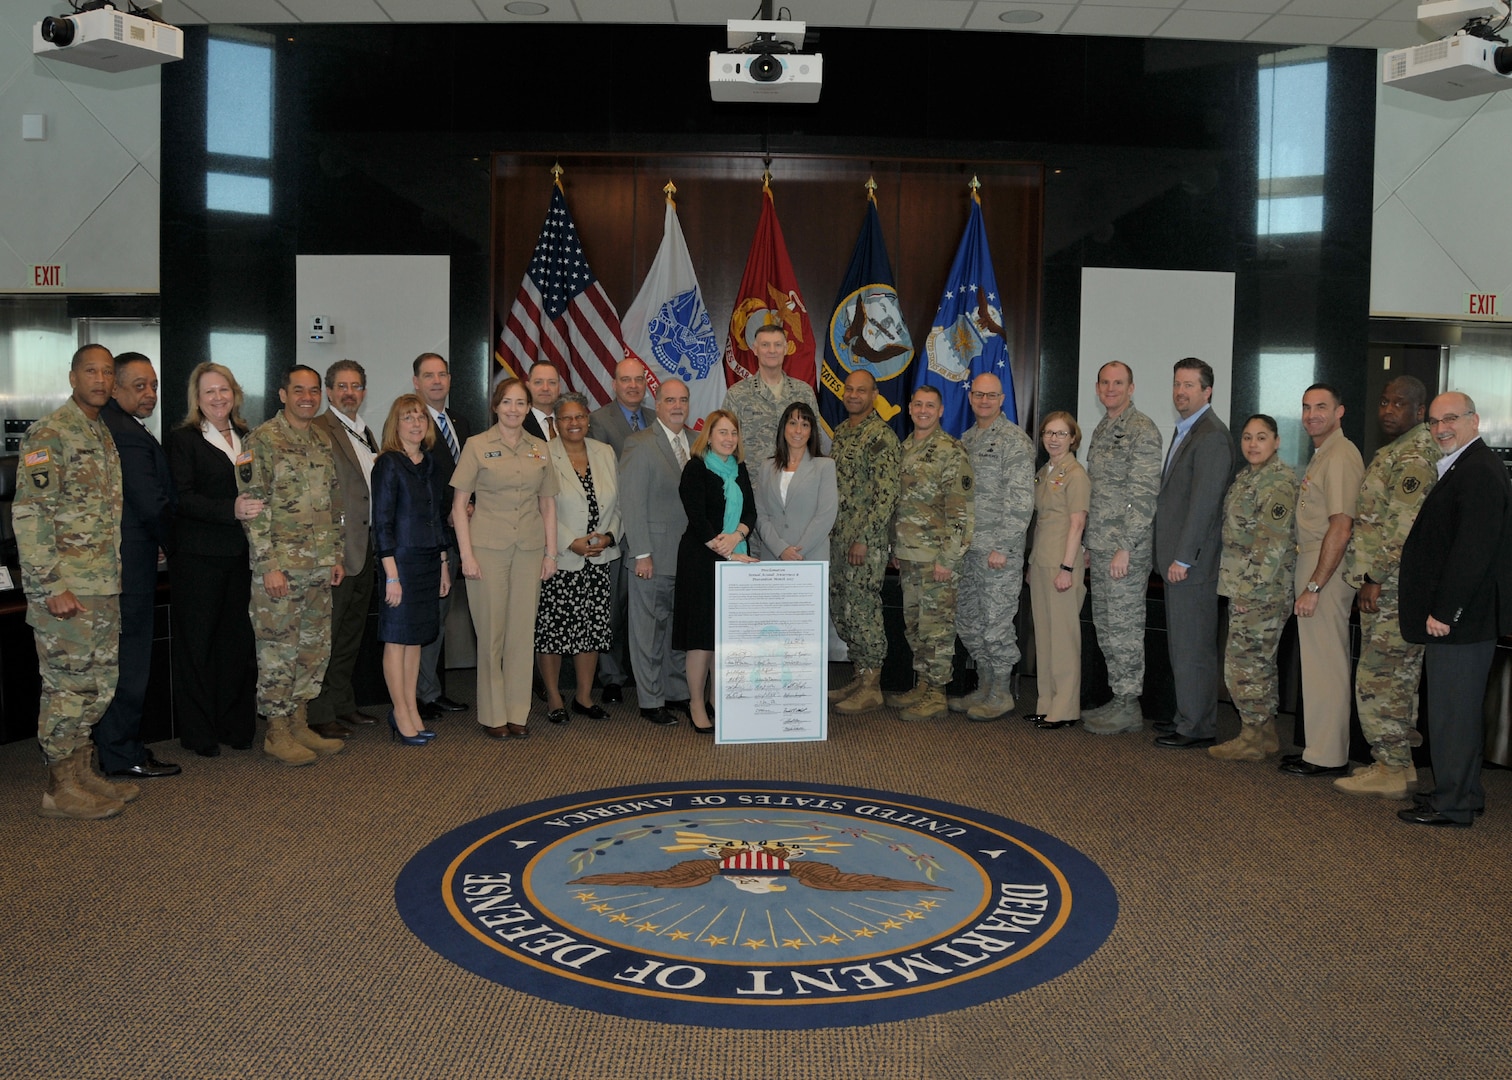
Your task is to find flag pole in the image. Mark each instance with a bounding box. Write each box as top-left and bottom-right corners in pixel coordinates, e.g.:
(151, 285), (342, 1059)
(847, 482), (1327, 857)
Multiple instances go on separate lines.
(865, 175), (877, 205)
(552, 161), (564, 191)
(969, 174), (981, 204)
(663, 179), (677, 206)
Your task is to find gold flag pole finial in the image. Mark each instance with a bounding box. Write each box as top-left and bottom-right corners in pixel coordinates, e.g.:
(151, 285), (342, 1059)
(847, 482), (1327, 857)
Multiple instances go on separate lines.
(865, 175), (877, 203)
(969, 174), (981, 203)
(664, 179), (677, 206)
(762, 168), (772, 191)
(551, 161), (564, 188)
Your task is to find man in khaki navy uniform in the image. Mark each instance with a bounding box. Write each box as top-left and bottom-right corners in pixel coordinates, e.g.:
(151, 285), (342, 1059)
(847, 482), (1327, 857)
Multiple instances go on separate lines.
(239, 365), (347, 765)
(13, 344), (137, 818)
(828, 368), (901, 714)
(884, 385), (974, 723)
(1334, 376), (1439, 799)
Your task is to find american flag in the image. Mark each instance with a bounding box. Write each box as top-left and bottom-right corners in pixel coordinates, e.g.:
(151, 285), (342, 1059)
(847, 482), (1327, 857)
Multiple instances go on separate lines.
(496, 180), (628, 405)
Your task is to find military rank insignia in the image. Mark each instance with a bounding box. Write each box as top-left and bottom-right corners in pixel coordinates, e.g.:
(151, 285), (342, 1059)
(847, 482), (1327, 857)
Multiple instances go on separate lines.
(236, 450), (254, 483)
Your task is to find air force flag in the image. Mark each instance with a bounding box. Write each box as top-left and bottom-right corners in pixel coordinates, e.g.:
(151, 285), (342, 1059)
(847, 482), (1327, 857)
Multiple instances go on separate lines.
(623, 192), (723, 430)
(918, 190), (1015, 437)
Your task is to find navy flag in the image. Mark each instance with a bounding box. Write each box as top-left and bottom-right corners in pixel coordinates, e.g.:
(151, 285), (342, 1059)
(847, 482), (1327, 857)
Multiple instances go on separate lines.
(918, 185), (1015, 437)
(821, 188), (914, 438)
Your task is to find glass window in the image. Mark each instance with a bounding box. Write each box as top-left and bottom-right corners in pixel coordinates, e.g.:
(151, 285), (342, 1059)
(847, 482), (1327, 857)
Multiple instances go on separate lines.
(207, 39), (272, 160)
(1257, 350), (1315, 472)
(207, 173), (272, 216)
(210, 331), (268, 425)
(1446, 328), (1512, 448)
(1257, 52), (1327, 238)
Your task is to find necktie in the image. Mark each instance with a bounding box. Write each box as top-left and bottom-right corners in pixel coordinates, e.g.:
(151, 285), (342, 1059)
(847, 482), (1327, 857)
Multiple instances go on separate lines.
(361, 426), (378, 454)
(546, 415), (557, 440)
(629, 410), (640, 432)
(674, 435), (688, 468)
(1164, 426), (1179, 476)
(437, 412), (460, 461)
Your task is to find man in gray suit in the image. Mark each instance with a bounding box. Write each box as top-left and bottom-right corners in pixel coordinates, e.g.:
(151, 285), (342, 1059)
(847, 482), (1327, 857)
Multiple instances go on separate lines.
(617, 378), (692, 726)
(309, 359), (376, 738)
(1152, 357), (1233, 748)
(589, 359), (657, 702)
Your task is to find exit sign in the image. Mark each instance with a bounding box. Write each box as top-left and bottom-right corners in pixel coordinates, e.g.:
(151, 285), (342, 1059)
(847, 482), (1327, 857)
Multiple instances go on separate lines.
(28, 264), (66, 288)
(1464, 292), (1500, 317)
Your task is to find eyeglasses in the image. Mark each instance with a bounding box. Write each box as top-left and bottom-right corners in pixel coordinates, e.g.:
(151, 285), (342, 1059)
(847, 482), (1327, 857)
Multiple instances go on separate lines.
(1043, 430), (1072, 439)
(969, 391), (1002, 400)
(1427, 412), (1473, 427)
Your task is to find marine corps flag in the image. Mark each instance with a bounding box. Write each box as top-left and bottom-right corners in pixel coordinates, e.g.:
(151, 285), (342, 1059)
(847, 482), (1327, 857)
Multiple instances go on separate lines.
(820, 184), (913, 437)
(721, 178), (816, 390)
(918, 182), (1016, 437)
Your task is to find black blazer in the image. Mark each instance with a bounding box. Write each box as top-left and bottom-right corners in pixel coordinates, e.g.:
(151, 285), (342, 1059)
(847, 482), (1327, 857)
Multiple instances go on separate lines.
(1399, 438), (1512, 645)
(102, 399), (175, 592)
(523, 411), (547, 442)
(371, 450), (448, 559)
(167, 425), (249, 561)
(678, 457), (758, 559)
(1154, 407), (1233, 584)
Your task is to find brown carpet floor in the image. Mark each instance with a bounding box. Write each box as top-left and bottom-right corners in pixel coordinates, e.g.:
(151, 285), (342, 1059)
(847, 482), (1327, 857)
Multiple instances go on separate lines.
(2, 668), (1510, 1080)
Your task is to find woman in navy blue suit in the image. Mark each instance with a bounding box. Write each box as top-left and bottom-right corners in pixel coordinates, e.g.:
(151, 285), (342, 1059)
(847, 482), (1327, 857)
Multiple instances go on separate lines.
(371, 394), (451, 744)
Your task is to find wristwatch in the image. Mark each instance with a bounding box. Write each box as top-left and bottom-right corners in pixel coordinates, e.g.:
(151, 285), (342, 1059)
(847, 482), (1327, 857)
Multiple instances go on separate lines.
(1305, 581), (1322, 594)
(1059, 563), (1075, 573)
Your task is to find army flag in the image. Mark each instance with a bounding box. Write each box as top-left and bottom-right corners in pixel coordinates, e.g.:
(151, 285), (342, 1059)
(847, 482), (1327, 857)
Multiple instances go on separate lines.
(918, 187), (1015, 437)
(623, 189), (725, 432)
(721, 180), (817, 390)
(496, 177), (628, 406)
(820, 189), (913, 437)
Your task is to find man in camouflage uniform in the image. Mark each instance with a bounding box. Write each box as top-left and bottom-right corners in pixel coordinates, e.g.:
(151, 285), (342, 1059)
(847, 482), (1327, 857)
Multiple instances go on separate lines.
(828, 369), (902, 714)
(722, 323), (821, 463)
(884, 385), (974, 722)
(14, 344), (138, 819)
(1335, 376), (1439, 799)
(1082, 361), (1163, 735)
(238, 365), (347, 765)
(949, 373), (1033, 721)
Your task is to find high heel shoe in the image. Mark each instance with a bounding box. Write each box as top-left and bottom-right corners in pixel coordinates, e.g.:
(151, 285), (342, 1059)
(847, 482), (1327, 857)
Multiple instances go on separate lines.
(388, 710), (430, 746)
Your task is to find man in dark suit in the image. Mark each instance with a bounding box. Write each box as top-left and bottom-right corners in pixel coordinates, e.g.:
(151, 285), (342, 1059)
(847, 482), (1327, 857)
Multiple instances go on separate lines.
(97, 352), (180, 778)
(1397, 391), (1512, 828)
(525, 361), (561, 442)
(413, 352), (471, 719)
(588, 359), (656, 702)
(308, 359), (376, 738)
(617, 378), (692, 725)
(1152, 357), (1234, 749)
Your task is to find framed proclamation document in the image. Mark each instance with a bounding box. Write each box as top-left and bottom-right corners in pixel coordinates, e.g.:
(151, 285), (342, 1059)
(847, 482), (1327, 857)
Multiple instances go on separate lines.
(713, 561), (829, 744)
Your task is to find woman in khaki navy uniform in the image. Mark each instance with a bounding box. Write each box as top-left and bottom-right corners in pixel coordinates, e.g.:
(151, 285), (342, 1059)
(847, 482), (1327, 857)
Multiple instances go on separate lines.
(1027, 411), (1089, 730)
(453, 377), (558, 739)
(1210, 415), (1298, 762)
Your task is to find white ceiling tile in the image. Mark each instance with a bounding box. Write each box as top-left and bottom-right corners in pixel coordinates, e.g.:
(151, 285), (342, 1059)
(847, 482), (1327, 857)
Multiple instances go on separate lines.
(1338, 19), (1430, 44)
(1245, 12), (1365, 39)
(54, 164), (160, 292)
(1279, 0), (1392, 17)
(1084, 0), (1185, 10)
(279, 0), (394, 21)
(725, 0), (876, 23)
(374, 0), (484, 20)
(965, 3), (1078, 31)
(475, 0), (580, 21)
(1060, 5), (1176, 35)
(1154, 8), (1271, 35)
(869, 0), (975, 28)
(159, 1), (210, 22)
(574, 0), (677, 22)
(1179, 0), (1291, 15)
(1374, 0), (1421, 19)
(176, 0), (299, 20)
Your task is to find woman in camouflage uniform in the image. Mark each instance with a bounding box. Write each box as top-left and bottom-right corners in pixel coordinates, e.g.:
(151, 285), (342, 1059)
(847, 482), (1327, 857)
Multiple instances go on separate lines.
(1210, 414), (1298, 761)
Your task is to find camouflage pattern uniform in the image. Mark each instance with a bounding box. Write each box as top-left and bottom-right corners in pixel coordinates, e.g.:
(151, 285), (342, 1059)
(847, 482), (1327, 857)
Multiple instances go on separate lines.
(1218, 456), (1298, 730)
(1084, 404), (1162, 697)
(1344, 422), (1439, 768)
(956, 416), (1034, 676)
(829, 412), (901, 670)
(12, 399), (123, 763)
(722, 374), (820, 466)
(238, 411), (345, 719)
(891, 426), (974, 687)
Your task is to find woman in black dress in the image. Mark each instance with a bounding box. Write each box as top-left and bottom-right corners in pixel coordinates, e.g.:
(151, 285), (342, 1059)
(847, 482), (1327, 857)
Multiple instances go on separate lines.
(672, 409), (759, 733)
(167, 362), (265, 757)
(371, 393), (451, 745)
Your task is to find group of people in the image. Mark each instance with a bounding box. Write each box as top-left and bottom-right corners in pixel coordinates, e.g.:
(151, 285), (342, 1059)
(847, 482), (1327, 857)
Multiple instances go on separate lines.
(12, 335), (1508, 829)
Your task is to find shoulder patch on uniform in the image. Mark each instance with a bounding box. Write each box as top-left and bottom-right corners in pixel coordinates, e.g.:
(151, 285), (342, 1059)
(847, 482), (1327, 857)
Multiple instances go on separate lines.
(31, 470), (50, 489)
(235, 451), (253, 465)
(237, 449), (254, 484)
(1270, 502), (1289, 521)
(24, 449), (50, 466)
(1400, 476), (1420, 494)
(961, 475), (973, 491)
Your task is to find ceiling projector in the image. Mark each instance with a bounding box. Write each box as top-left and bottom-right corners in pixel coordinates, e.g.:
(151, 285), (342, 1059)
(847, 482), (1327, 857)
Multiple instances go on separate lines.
(1383, 0), (1512, 99)
(710, 18), (822, 103)
(33, 3), (183, 73)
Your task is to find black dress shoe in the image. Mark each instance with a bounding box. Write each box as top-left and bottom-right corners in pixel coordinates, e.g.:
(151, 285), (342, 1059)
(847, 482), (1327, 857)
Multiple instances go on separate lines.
(1023, 713), (1047, 724)
(1410, 792), (1484, 816)
(641, 707), (678, 726)
(418, 699), (443, 721)
(1035, 718), (1078, 730)
(546, 707), (569, 725)
(109, 758), (181, 778)
(1154, 732), (1215, 749)
(433, 695), (467, 712)
(1152, 719), (1177, 735)
(571, 700), (609, 720)
(310, 721), (351, 739)
(1396, 806), (1472, 828)
(601, 684), (624, 705)
(664, 699), (692, 717)
(339, 710), (375, 726)
(1278, 759), (1348, 777)
(193, 745), (221, 758)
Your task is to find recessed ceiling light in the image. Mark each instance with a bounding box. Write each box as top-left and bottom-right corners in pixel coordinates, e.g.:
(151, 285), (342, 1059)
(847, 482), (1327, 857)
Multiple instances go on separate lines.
(505, 2), (549, 14)
(998, 10), (1044, 23)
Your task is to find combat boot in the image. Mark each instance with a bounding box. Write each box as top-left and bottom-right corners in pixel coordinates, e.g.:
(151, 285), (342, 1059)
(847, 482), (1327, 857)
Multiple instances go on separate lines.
(39, 755), (124, 819)
(1256, 719), (1280, 754)
(263, 715), (318, 766)
(1334, 762), (1413, 800)
(1208, 725), (1268, 761)
(947, 662), (993, 713)
(75, 747), (140, 803)
(967, 678), (1015, 722)
(1083, 694), (1143, 735)
(835, 669), (883, 715)
(828, 667), (863, 703)
(900, 684), (948, 722)
(288, 705), (345, 757)
(884, 681), (925, 710)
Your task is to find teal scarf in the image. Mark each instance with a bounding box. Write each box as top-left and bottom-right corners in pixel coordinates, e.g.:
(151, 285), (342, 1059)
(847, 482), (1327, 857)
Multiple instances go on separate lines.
(704, 452), (747, 555)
